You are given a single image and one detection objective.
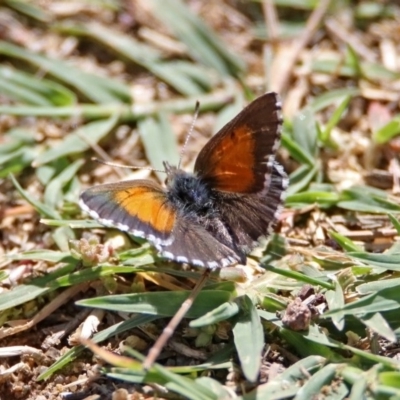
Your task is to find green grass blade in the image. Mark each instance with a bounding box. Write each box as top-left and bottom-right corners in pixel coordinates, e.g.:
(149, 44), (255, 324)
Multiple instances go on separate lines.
(358, 312), (396, 342)
(242, 356), (326, 399)
(6, 250), (74, 263)
(138, 114), (180, 181)
(312, 58), (400, 81)
(262, 264), (334, 290)
(325, 282), (345, 331)
(77, 290), (233, 318)
(33, 114), (119, 167)
(10, 174), (61, 219)
(348, 252), (400, 271)
(44, 159), (85, 209)
(294, 364), (346, 400)
(148, 0), (245, 76)
(338, 186), (400, 213)
(0, 91), (233, 120)
(324, 285), (400, 317)
(0, 65), (76, 106)
(320, 95), (351, 144)
(292, 107), (318, 161)
(151, 363), (219, 400)
(0, 41), (130, 103)
(285, 191), (340, 209)
(233, 295), (264, 382)
(190, 301), (240, 328)
(144, 60), (209, 95)
(286, 164), (318, 196)
(0, 263), (75, 312)
(281, 131), (316, 166)
(357, 277), (400, 294)
(4, 0), (49, 21)
(310, 88), (360, 113)
(58, 22), (210, 96)
(329, 231), (363, 252)
(0, 147), (37, 178)
(372, 116), (400, 144)
(388, 213), (400, 234)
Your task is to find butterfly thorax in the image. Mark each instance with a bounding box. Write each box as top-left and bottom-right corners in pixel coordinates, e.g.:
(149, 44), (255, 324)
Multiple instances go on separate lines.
(164, 163), (215, 217)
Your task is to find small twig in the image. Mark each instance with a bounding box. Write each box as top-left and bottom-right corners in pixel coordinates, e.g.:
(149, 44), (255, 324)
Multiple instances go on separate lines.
(166, 340), (208, 361)
(42, 309), (92, 350)
(142, 269), (210, 370)
(325, 18), (377, 63)
(4, 204), (35, 217)
(262, 0), (279, 41)
(0, 283), (89, 340)
(389, 157), (400, 194)
(138, 271), (192, 291)
(0, 345), (43, 359)
(262, 0), (280, 90)
(77, 135), (126, 179)
(91, 157), (164, 175)
(271, 0), (333, 94)
(138, 27), (186, 55)
(0, 362), (27, 379)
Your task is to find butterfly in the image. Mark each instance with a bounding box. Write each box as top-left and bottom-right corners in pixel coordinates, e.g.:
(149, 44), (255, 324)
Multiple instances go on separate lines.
(79, 92), (288, 269)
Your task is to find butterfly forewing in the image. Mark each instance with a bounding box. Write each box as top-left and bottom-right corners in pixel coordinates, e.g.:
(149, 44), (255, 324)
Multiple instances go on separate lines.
(79, 180), (176, 246)
(80, 180), (243, 267)
(194, 92), (283, 194)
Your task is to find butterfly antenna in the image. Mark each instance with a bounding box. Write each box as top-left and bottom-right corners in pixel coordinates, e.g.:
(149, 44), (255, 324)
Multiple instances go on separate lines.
(91, 157), (165, 174)
(142, 268), (210, 371)
(177, 101), (200, 170)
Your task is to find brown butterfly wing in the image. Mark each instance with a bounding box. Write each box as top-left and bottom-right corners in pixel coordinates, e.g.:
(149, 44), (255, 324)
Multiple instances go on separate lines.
(158, 218), (241, 268)
(194, 92), (288, 252)
(194, 92), (283, 194)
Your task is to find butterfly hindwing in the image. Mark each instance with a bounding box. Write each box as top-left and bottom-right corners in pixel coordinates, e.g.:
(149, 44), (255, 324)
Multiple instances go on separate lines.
(158, 217), (241, 269)
(215, 161), (288, 252)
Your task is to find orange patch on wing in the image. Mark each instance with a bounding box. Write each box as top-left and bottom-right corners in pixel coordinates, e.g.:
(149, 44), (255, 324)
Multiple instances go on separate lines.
(209, 124), (256, 192)
(113, 187), (176, 233)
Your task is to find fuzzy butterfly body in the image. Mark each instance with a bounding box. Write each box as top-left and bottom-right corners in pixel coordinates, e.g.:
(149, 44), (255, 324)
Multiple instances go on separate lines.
(80, 92), (288, 269)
